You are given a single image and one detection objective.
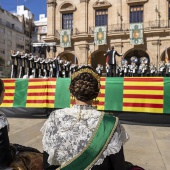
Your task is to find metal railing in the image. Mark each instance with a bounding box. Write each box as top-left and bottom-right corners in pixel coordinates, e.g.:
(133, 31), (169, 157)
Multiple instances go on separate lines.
(89, 20), (170, 34)
(55, 28), (88, 38)
(145, 20), (169, 29)
(55, 20), (170, 38)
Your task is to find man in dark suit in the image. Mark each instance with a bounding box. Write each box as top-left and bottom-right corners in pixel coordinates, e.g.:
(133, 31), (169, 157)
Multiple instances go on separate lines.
(104, 46), (123, 77)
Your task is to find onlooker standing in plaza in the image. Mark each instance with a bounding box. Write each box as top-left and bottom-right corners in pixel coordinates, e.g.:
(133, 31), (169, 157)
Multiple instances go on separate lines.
(0, 79), (43, 169)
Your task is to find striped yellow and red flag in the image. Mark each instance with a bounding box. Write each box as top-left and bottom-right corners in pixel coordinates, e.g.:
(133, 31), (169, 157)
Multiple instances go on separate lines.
(95, 77), (106, 110)
(1, 79), (15, 107)
(47, 78), (57, 108)
(26, 78), (48, 108)
(123, 77), (164, 113)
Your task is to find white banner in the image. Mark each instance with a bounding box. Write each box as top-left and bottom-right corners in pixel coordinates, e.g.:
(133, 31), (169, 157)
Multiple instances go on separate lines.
(60, 29), (71, 48)
(94, 26), (107, 45)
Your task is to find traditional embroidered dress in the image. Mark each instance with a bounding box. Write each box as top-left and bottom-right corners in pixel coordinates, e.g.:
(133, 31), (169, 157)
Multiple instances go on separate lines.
(41, 105), (129, 170)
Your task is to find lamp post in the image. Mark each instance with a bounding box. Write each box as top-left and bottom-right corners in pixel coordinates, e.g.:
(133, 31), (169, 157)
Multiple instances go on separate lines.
(117, 11), (123, 30)
(155, 6), (161, 27)
(156, 39), (161, 70)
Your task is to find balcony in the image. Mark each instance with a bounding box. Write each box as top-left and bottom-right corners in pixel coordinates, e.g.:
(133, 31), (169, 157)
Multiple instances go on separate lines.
(55, 28), (87, 38)
(89, 20), (170, 34)
(54, 20), (170, 40)
(146, 20), (168, 29)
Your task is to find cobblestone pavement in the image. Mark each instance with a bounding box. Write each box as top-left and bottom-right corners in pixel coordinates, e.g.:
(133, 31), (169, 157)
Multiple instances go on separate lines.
(8, 117), (170, 170)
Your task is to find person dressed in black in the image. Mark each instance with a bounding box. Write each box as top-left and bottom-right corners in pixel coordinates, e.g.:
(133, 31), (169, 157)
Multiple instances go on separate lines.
(11, 50), (19, 78)
(0, 79), (43, 169)
(104, 46), (123, 77)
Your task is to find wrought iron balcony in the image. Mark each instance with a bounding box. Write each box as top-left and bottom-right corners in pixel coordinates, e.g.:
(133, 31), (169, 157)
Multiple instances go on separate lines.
(55, 28), (87, 38)
(55, 20), (170, 39)
(145, 20), (168, 29)
(89, 20), (170, 35)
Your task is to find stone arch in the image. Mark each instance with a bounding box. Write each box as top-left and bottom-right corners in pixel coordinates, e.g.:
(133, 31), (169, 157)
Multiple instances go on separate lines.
(123, 48), (150, 66)
(59, 1), (76, 13)
(91, 50), (106, 71)
(59, 51), (77, 64)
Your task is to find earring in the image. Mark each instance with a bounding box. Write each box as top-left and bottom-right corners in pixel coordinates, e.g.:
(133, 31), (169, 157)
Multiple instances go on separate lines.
(70, 95), (75, 105)
(93, 98), (99, 107)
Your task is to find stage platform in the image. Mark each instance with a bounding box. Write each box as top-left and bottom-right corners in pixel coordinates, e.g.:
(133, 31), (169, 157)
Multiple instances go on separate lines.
(0, 77), (170, 125)
(1, 77), (170, 113)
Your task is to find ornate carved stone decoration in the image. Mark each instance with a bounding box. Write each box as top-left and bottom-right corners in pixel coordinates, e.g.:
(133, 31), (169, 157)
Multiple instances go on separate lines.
(47, 0), (57, 7)
(126, 0), (148, 4)
(93, 0), (111, 9)
(80, 0), (89, 2)
(59, 2), (76, 12)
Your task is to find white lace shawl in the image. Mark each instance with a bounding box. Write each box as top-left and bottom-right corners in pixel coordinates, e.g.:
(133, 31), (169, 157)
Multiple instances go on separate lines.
(0, 111), (9, 130)
(41, 105), (129, 169)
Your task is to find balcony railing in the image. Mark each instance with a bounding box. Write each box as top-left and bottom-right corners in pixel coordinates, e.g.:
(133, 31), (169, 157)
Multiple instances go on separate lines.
(89, 20), (170, 34)
(55, 28), (87, 38)
(54, 20), (170, 39)
(145, 20), (168, 29)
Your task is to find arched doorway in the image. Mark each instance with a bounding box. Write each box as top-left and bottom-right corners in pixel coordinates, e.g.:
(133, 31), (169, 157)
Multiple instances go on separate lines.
(92, 51), (106, 71)
(59, 52), (77, 64)
(124, 49), (150, 67)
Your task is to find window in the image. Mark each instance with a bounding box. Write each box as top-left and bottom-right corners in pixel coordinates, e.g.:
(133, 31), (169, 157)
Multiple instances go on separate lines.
(0, 27), (5, 33)
(42, 26), (47, 33)
(130, 5), (143, 23)
(62, 13), (73, 29)
(6, 21), (11, 28)
(95, 9), (108, 26)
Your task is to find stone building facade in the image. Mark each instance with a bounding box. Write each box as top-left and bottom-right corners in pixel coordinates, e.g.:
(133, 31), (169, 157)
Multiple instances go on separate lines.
(0, 5), (34, 77)
(45, 0), (170, 71)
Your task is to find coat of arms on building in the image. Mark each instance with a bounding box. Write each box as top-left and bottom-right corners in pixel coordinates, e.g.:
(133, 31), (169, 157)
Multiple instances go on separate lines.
(60, 29), (71, 48)
(94, 26), (107, 45)
(130, 23), (143, 45)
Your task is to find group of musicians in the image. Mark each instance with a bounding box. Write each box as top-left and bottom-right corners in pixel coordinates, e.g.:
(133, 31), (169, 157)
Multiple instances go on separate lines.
(10, 50), (78, 79)
(10, 50), (170, 79)
(95, 58), (170, 77)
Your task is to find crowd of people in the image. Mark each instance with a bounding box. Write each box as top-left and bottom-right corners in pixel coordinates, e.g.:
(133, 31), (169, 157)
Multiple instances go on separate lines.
(95, 58), (170, 77)
(10, 50), (76, 79)
(10, 49), (170, 79)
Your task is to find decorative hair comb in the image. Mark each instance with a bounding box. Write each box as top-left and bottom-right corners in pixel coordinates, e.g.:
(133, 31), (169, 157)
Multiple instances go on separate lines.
(71, 67), (101, 84)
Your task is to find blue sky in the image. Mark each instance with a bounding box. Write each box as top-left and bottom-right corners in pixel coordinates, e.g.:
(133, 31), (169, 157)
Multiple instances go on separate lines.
(0, 0), (47, 20)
